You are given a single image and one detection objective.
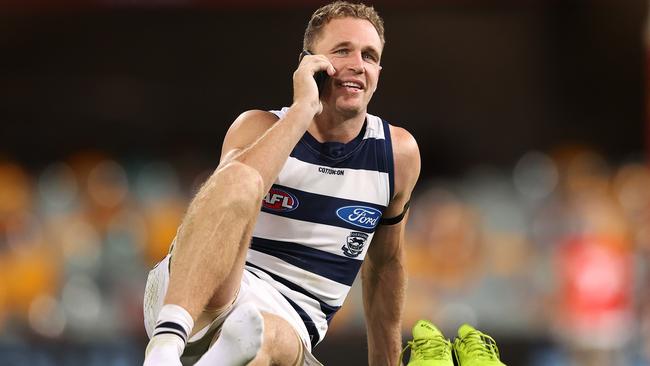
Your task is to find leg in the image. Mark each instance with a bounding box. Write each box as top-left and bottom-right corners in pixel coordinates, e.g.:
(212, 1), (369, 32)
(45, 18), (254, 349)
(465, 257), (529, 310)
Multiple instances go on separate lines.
(196, 305), (303, 366)
(144, 161), (264, 365)
(249, 312), (304, 366)
(166, 161), (264, 315)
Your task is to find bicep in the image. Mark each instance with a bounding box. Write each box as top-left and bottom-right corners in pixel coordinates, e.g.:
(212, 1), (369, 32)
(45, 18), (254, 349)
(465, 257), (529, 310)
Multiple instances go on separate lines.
(364, 126), (420, 265)
(383, 125), (421, 219)
(366, 220), (406, 268)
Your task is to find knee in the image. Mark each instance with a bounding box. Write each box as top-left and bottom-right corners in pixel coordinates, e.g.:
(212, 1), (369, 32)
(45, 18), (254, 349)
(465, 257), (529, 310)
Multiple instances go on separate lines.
(259, 312), (303, 364)
(210, 161), (265, 209)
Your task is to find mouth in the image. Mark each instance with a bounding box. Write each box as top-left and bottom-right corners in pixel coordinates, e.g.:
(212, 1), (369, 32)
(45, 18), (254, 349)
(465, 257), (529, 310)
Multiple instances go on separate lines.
(336, 80), (365, 93)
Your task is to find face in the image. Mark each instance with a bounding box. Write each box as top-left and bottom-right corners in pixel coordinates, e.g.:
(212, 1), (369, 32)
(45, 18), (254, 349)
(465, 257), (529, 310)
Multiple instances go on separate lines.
(311, 17), (383, 118)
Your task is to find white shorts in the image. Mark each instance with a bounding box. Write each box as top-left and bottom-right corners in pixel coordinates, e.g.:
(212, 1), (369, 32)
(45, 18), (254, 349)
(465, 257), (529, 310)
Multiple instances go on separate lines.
(143, 254), (322, 366)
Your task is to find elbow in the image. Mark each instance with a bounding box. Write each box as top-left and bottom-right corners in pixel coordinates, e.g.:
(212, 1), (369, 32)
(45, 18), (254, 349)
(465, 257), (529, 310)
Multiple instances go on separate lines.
(363, 256), (406, 284)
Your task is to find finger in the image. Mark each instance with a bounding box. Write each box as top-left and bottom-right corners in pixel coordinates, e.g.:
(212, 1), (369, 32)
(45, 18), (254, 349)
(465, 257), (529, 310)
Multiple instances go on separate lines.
(311, 57), (336, 76)
(301, 54), (333, 73)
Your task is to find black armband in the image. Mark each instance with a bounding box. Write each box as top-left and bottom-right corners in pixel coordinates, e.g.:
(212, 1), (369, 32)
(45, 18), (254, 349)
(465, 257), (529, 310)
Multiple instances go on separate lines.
(379, 200), (411, 226)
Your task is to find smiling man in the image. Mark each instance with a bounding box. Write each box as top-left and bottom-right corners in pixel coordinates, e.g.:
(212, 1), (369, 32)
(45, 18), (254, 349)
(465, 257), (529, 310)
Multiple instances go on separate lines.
(142, 2), (420, 365)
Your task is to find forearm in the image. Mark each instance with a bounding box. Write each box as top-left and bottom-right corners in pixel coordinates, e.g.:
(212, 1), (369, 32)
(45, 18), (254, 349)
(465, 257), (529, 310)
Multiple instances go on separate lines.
(362, 257), (407, 366)
(223, 54), (332, 192)
(227, 103), (314, 192)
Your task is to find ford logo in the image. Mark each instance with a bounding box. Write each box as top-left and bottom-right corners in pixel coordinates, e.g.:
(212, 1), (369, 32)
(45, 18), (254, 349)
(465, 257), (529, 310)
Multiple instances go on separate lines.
(336, 206), (382, 230)
(263, 188), (299, 212)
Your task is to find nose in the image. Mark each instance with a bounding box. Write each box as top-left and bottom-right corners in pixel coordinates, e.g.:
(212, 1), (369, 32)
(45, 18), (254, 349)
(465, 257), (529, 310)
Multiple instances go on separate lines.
(347, 51), (365, 74)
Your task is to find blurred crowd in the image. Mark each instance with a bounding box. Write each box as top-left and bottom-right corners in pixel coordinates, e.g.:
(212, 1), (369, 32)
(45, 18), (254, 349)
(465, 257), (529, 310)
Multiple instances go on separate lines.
(0, 145), (648, 365)
(398, 145), (650, 366)
(0, 151), (212, 365)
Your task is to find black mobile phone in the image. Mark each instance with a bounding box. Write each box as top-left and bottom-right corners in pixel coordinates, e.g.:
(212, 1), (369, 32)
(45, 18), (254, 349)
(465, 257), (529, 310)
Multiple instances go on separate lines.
(299, 50), (328, 94)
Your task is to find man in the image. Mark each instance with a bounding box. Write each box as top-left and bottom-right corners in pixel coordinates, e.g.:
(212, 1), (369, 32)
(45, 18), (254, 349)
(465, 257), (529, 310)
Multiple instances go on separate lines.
(143, 1), (420, 365)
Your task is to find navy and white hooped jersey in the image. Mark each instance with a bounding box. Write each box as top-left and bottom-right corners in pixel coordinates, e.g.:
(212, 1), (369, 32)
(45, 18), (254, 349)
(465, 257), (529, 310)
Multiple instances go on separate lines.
(244, 107), (395, 349)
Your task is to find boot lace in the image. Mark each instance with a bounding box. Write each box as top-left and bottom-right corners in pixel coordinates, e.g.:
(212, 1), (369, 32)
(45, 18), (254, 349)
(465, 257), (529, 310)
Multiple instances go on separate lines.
(455, 330), (501, 361)
(399, 336), (452, 363)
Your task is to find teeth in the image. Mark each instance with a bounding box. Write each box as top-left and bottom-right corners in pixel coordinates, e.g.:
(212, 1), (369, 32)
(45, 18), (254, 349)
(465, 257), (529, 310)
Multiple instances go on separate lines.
(341, 82), (362, 89)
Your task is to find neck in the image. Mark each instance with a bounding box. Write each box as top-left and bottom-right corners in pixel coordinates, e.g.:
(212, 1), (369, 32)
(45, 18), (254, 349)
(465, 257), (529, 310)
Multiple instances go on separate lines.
(309, 109), (366, 143)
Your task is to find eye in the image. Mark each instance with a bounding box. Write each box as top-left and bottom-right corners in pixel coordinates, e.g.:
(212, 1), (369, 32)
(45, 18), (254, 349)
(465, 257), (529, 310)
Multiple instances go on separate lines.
(334, 49), (349, 56)
(362, 52), (378, 63)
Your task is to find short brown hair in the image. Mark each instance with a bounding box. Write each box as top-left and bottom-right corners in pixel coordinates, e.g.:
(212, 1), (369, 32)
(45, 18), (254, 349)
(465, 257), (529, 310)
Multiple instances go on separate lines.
(303, 1), (385, 51)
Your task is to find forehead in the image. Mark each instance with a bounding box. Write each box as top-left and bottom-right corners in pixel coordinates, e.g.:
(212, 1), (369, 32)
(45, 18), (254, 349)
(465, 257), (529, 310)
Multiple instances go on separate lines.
(313, 17), (383, 53)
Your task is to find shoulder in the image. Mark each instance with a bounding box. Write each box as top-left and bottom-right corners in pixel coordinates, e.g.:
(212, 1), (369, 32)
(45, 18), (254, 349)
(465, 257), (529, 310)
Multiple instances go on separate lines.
(388, 125), (420, 162)
(220, 109), (280, 161)
(223, 109), (280, 146)
(229, 109), (279, 132)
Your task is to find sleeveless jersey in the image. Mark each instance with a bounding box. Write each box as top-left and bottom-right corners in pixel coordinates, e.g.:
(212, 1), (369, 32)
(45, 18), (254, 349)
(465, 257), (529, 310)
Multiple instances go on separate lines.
(244, 107), (395, 348)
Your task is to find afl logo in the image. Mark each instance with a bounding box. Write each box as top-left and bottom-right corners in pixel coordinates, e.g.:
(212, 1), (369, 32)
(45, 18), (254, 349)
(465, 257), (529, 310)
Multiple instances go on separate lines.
(336, 206), (382, 230)
(263, 188), (299, 212)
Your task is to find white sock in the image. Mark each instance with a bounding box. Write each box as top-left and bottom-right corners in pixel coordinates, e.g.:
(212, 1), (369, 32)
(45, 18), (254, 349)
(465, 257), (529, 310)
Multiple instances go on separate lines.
(144, 304), (194, 366)
(195, 302), (264, 366)
(144, 334), (184, 366)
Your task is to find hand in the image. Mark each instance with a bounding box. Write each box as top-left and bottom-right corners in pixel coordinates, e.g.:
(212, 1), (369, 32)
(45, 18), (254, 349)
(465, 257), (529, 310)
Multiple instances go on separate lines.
(292, 52), (335, 116)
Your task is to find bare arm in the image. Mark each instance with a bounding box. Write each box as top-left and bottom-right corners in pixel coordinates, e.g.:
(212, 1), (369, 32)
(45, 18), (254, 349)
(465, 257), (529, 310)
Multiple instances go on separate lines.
(218, 54), (335, 193)
(362, 126), (420, 366)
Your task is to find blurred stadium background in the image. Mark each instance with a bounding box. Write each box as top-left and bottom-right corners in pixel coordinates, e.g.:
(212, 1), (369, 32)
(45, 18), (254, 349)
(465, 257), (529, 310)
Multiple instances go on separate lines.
(1, 0), (649, 364)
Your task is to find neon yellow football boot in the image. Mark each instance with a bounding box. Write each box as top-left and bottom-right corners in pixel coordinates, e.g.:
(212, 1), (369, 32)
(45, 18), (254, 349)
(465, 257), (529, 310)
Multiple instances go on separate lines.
(399, 320), (453, 366)
(453, 324), (506, 366)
